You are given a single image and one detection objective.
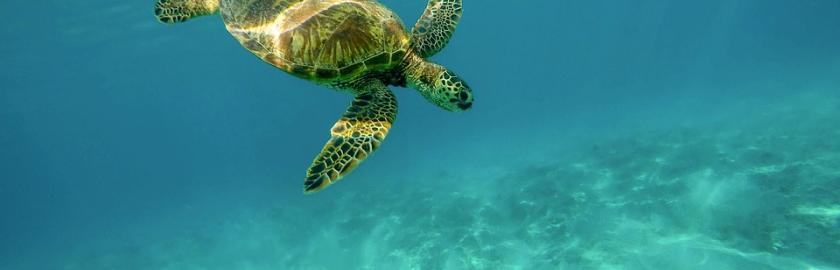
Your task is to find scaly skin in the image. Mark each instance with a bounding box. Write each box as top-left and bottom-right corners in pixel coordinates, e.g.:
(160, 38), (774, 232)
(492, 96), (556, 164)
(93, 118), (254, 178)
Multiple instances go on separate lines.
(154, 0), (219, 24)
(303, 80), (397, 193)
(411, 0), (463, 58)
(404, 53), (472, 111)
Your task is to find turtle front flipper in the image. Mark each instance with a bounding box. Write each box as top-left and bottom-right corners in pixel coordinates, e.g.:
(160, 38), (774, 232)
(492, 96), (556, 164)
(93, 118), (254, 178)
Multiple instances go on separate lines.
(411, 0), (463, 58)
(154, 0), (219, 24)
(303, 81), (398, 194)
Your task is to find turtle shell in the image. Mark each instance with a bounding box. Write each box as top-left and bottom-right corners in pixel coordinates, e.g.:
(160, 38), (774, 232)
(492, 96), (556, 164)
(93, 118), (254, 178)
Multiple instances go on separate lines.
(221, 0), (410, 83)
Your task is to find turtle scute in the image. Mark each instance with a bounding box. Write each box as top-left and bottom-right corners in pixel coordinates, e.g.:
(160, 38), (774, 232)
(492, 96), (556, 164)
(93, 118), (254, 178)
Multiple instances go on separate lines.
(221, 0), (411, 83)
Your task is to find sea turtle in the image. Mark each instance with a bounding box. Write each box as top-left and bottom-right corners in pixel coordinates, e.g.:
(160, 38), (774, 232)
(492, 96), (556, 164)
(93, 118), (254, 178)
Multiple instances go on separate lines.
(154, 0), (472, 193)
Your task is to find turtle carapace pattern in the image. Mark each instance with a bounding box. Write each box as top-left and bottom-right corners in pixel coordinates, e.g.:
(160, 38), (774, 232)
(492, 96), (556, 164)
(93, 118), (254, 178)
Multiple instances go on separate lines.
(154, 0), (472, 194)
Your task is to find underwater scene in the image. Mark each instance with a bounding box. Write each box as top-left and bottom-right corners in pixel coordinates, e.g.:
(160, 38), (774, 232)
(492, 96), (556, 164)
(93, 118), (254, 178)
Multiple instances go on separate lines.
(1, 0), (839, 269)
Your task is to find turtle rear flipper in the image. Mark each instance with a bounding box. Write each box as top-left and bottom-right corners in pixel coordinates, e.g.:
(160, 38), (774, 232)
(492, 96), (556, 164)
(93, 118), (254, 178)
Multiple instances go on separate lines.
(303, 81), (397, 194)
(411, 0), (463, 57)
(155, 0), (219, 24)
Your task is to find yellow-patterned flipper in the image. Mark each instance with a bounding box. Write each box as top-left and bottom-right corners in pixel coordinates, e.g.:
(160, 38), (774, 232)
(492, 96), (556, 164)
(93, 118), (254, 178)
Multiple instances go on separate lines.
(304, 82), (397, 194)
(154, 0), (219, 24)
(411, 0), (463, 58)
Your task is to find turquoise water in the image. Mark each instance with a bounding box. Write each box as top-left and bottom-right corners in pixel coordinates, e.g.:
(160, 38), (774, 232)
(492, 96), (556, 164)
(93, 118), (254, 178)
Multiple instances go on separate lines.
(2, 0), (839, 269)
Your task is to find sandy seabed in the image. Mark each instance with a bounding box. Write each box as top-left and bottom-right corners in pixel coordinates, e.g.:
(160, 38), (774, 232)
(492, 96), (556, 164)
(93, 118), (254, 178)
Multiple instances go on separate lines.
(62, 93), (840, 270)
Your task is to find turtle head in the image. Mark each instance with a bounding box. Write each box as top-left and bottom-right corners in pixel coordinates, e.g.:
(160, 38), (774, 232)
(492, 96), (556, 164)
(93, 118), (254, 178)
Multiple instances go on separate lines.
(433, 69), (473, 111)
(406, 56), (473, 112)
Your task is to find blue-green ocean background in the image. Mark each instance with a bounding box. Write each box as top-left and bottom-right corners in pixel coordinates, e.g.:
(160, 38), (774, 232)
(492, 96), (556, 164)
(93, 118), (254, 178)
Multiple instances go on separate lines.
(2, 0), (840, 269)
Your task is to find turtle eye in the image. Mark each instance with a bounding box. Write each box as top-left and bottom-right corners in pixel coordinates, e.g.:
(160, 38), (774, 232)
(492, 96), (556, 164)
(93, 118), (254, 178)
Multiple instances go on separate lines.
(457, 90), (472, 110)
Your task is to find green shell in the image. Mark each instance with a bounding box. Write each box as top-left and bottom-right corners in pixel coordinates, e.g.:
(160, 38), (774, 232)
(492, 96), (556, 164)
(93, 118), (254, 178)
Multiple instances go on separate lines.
(220, 0), (411, 83)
